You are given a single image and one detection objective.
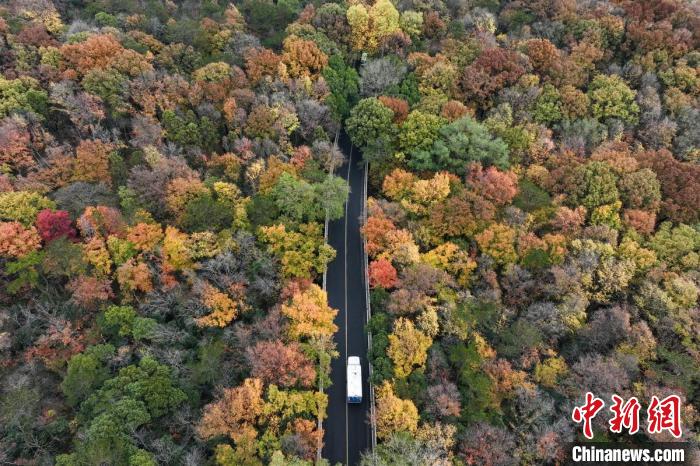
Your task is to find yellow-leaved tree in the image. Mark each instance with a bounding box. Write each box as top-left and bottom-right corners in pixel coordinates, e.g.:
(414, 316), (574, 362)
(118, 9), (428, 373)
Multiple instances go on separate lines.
(347, 0), (400, 53)
(196, 283), (241, 328)
(197, 378), (264, 443)
(387, 317), (432, 378)
(281, 284), (338, 340)
(375, 381), (419, 439)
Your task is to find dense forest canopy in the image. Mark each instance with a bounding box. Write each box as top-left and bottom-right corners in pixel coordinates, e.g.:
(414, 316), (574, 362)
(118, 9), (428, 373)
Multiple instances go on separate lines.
(0, 0), (698, 465)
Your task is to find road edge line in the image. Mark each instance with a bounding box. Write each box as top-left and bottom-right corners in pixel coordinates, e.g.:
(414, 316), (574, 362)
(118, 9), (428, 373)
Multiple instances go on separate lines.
(317, 128), (340, 464)
(362, 160), (378, 462)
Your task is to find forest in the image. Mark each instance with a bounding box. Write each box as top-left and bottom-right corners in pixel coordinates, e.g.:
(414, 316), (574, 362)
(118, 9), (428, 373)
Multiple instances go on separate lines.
(0, 0), (698, 465)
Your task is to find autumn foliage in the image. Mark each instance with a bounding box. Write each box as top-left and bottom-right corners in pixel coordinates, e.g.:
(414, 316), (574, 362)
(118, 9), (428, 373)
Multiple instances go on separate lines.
(35, 209), (76, 242)
(0, 0), (698, 464)
(369, 258), (398, 289)
(0, 221), (41, 257)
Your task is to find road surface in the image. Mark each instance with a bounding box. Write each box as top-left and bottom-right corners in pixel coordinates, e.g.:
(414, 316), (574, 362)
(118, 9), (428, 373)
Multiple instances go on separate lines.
(322, 132), (371, 465)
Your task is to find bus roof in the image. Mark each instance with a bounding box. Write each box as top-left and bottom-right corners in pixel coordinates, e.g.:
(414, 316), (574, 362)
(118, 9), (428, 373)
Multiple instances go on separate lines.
(347, 358), (362, 398)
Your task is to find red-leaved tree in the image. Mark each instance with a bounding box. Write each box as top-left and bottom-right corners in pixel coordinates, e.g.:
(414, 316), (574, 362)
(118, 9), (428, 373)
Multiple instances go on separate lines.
(36, 209), (77, 242)
(369, 258), (399, 289)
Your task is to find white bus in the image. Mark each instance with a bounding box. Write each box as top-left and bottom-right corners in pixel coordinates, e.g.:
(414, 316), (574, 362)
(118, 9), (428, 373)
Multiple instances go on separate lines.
(347, 356), (362, 404)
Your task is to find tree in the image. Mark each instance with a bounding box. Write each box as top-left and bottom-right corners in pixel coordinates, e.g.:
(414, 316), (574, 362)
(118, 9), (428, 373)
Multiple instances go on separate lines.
(214, 441), (263, 466)
(269, 172), (347, 223)
(0, 116), (35, 173)
(398, 110), (445, 153)
(68, 275), (114, 308)
(80, 356), (186, 419)
(245, 47), (282, 84)
(381, 168), (417, 201)
(381, 228), (420, 266)
(281, 284), (338, 340)
(4, 249), (43, 294)
(0, 76), (48, 118)
(77, 206), (125, 238)
(458, 422), (517, 466)
(588, 74), (639, 123)
(448, 339), (499, 423)
(441, 100), (471, 121)
(374, 381), (418, 440)
(648, 222), (700, 271)
(83, 237), (112, 277)
(259, 223), (335, 279)
(61, 344), (115, 407)
(552, 206), (587, 234)
(637, 149), (700, 223)
(533, 84), (563, 124)
(363, 214), (397, 258)
(82, 68), (128, 115)
(197, 378), (265, 443)
(0, 191), (55, 225)
(282, 37), (328, 78)
(24, 319), (86, 370)
(71, 140), (114, 186)
(246, 340), (316, 388)
(623, 209), (656, 235)
(388, 318), (432, 378)
(400, 10), (423, 39)
(181, 191), (237, 233)
(425, 382), (462, 419)
(53, 182), (117, 218)
(196, 283), (242, 328)
(408, 117), (509, 174)
(525, 38), (561, 75)
(271, 172), (317, 222)
(400, 172), (451, 215)
(296, 99), (337, 142)
(193, 61), (232, 84)
(61, 357), (185, 465)
(60, 34), (153, 77)
(427, 192), (496, 240)
(162, 226), (192, 271)
(126, 223), (163, 252)
(0, 221), (41, 257)
(360, 429), (453, 466)
(345, 97), (395, 157)
(56, 403), (154, 466)
(618, 168), (661, 210)
(346, 0), (401, 53)
(467, 164), (518, 206)
(475, 223), (517, 266)
(568, 161), (619, 209)
(165, 177), (209, 220)
(461, 48), (526, 104)
(116, 259), (154, 297)
(360, 58), (407, 97)
(378, 96), (409, 123)
(369, 258), (399, 289)
(323, 54), (360, 120)
(35, 209), (76, 242)
(315, 175), (349, 221)
(422, 242), (476, 287)
(102, 305), (156, 341)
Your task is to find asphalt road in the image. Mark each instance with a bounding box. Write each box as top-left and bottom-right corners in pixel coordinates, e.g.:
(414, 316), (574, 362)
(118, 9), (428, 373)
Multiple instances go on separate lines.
(322, 132), (371, 466)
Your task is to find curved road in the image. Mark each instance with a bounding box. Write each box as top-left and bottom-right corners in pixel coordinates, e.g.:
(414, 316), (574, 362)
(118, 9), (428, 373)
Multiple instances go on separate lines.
(322, 133), (372, 465)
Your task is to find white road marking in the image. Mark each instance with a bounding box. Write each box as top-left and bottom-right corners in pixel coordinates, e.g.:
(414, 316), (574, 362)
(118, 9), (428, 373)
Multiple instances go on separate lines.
(343, 143), (353, 465)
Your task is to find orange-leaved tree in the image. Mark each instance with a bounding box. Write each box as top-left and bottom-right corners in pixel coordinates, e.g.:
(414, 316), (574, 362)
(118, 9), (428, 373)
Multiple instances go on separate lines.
(281, 284), (338, 340)
(197, 378), (265, 443)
